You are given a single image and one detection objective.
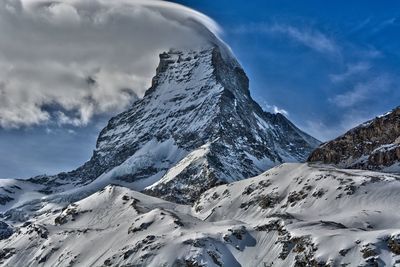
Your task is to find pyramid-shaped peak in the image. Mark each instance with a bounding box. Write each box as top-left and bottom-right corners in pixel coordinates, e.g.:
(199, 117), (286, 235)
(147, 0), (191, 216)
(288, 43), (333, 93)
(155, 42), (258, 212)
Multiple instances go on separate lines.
(31, 44), (319, 203)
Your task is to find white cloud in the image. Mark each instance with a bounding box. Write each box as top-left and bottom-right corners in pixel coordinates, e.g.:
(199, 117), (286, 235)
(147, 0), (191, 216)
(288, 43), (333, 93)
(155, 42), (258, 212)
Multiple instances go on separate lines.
(261, 102), (289, 116)
(272, 106), (289, 116)
(0, 0), (220, 128)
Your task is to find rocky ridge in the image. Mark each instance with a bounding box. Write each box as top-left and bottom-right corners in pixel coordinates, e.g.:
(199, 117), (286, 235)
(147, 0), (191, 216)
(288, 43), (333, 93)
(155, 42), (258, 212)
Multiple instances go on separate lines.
(308, 107), (400, 172)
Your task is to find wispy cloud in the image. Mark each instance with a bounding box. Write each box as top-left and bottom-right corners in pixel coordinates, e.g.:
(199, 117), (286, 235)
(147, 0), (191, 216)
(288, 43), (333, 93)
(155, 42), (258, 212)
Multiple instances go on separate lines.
(234, 23), (339, 56)
(349, 17), (372, 33)
(269, 25), (339, 55)
(329, 62), (371, 83)
(329, 75), (392, 108)
(372, 17), (399, 34)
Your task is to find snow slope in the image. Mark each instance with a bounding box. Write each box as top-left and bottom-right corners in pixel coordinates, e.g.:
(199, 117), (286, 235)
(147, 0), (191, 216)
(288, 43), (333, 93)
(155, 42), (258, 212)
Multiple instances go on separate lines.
(1, 163), (400, 266)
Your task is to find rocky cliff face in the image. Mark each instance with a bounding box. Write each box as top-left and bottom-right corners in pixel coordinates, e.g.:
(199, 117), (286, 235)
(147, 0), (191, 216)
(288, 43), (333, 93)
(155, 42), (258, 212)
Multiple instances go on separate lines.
(28, 44), (319, 204)
(308, 107), (400, 172)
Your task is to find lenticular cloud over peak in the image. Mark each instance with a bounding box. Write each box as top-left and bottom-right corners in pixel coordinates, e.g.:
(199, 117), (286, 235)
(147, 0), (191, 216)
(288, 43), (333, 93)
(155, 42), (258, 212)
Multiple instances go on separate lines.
(0, 0), (221, 128)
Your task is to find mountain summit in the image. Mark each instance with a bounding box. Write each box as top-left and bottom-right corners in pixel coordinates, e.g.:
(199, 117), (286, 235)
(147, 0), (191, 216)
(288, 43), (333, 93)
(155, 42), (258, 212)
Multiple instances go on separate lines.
(29, 45), (319, 204)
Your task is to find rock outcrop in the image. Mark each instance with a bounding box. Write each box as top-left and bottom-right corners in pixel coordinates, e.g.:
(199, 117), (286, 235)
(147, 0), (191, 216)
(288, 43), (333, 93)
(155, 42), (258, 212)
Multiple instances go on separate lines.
(308, 107), (400, 172)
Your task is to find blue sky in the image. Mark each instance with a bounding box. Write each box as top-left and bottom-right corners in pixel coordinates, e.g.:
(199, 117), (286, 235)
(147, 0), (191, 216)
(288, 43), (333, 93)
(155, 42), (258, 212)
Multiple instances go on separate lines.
(0, 0), (399, 178)
(175, 0), (400, 139)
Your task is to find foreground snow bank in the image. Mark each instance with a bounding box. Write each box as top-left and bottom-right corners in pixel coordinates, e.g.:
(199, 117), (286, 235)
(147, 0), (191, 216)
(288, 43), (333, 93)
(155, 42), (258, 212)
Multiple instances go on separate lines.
(1, 163), (400, 266)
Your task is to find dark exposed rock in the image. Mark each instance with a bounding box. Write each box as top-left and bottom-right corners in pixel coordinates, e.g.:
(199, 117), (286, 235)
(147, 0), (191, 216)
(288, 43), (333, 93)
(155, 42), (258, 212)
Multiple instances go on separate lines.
(128, 221), (154, 234)
(122, 235), (160, 261)
(0, 221), (13, 240)
(37, 247), (59, 264)
(0, 248), (15, 261)
(32, 224), (49, 239)
(287, 190), (308, 206)
(308, 107), (400, 172)
(254, 220), (282, 232)
(388, 235), (400, 255)
(228, 226), (247, 240)
(339, 248), (350, 257)
(258, 193), (279, 209)
(0, 195), (13, 205)
(361, 244), (378, 259)
(183, 239), (206, 248)
(54, 204), (92, 225)
(319, 220), (347, 229)
(242, 184), (256, 195)
(172, 259), (205, 267)
(207, 250), (222, 267)
(239, 192), (280, 210)
(312, 188), (325, 198)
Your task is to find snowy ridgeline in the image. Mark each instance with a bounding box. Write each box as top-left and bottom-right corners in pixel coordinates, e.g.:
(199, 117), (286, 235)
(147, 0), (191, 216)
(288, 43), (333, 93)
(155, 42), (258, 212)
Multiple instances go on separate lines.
(0, 163), (400, 266)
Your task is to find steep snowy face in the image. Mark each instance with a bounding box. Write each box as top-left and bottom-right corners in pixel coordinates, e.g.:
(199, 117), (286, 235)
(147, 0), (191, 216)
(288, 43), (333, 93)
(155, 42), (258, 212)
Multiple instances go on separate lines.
(308, 107), (400, 173)
(28, 46), (319, 203)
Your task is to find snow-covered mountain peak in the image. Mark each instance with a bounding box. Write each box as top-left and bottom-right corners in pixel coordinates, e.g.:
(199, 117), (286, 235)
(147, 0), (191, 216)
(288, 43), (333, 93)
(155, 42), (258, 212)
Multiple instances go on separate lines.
(19, 44), (320, 204)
